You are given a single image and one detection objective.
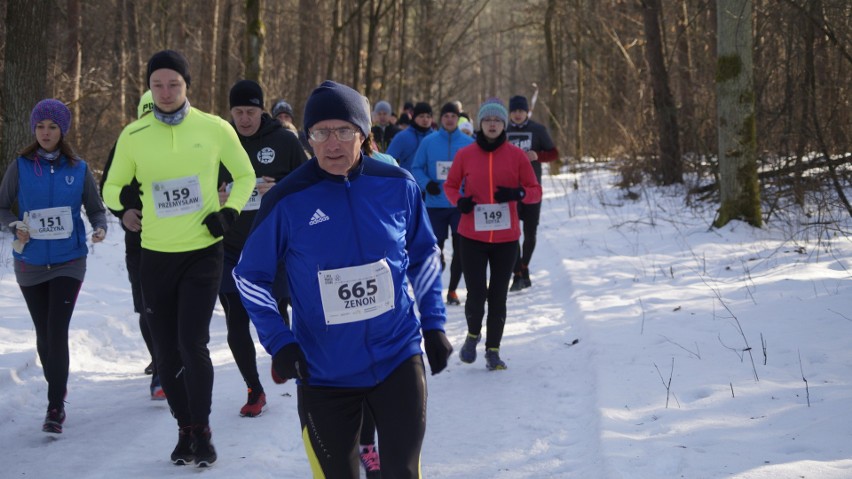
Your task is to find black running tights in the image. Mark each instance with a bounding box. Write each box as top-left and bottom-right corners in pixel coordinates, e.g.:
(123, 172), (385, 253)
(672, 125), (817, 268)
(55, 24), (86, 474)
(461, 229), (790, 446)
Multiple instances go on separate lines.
(19, 276), (82, 410)
(299, 355), (427, 479)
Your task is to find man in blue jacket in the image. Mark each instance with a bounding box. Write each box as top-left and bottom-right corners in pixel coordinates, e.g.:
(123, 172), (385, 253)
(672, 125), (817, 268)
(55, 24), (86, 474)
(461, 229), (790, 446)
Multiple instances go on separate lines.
(386, 101), (434, 172)
(411, 101), (473, 306)
(233, 80), (452, 479)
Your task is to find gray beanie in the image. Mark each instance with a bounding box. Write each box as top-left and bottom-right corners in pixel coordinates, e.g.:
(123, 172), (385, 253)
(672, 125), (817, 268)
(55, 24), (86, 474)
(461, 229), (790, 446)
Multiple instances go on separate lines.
(373, 100), (392, 115)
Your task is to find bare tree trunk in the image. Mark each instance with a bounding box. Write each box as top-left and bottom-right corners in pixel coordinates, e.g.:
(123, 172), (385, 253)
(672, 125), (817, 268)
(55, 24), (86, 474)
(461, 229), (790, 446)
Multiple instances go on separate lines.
(115, 0), (128, 124)
(217, 0), (235, 115)
(208, 0), (220, 113)
(714, 0), (761, 227)
(294, 0), (315, 123)
(1, 0), (53, 177)
(640, 0), (683, 185)
(67, 0), (82, 145)
(676, 0), (696, 154)
(245, 0), (265, 83)
(574, 0), (584, 162)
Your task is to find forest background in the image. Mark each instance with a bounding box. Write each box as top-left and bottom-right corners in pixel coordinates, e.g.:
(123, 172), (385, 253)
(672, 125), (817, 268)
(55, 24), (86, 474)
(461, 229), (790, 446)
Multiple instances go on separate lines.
(0, 0), (849, 219)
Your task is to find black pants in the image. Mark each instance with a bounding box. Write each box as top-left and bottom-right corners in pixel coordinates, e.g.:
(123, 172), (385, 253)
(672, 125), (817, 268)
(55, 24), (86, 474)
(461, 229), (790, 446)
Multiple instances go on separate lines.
(514, 201), (542, 274)
(219, 292), (290, 391)
(140, 243), (223, 427)
(360, 404), (377, 446)
(125, 239), (156, 382)
(299, 355), (427, 479)
(460, 236), (517, 349)
(20, 276), (82, 410)
(427, 207), (463, 291)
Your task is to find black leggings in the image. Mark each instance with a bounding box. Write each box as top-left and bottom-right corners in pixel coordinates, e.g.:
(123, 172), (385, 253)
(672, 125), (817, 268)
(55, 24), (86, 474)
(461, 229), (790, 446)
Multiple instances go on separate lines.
(20, 276), (82, 410)
(125, 242), (156, 380)
(514, 201), (541, 274)
(460, 236), (517, 349)
(299, 355), (427, 479)
(140, 243), (223, 427)
(439, 233), (463, 292)
(219, 292), (290, 391)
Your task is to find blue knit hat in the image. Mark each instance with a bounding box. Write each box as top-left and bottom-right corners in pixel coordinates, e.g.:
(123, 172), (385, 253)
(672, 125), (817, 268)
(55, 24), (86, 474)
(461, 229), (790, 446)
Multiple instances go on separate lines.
(303, 80), (371, 137)
(477, 98), (508, 126)
(30, 99), (71, 136)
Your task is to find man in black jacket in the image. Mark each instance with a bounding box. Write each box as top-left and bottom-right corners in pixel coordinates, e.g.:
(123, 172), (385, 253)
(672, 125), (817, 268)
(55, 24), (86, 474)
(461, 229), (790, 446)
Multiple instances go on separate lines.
(506, 95), (559, 291)
(218, 80), (307, 417)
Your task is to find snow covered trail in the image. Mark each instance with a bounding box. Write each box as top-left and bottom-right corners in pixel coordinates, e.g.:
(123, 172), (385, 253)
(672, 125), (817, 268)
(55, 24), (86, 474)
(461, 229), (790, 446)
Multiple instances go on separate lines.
(421, 176), (609, 478)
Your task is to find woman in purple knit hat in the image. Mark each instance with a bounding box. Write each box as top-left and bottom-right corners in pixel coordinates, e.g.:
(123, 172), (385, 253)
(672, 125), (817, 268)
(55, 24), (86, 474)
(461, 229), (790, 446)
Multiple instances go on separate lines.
(0, 98), (108, 434)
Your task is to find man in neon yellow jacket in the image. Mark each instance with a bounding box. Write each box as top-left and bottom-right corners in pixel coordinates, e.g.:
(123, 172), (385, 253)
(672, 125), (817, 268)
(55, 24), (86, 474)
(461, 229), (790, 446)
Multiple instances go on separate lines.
(103, 50), (254, 468)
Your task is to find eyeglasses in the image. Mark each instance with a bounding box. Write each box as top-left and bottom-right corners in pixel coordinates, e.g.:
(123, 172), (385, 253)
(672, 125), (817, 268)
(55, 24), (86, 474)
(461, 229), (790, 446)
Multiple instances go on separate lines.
(309, 127), (359, 143)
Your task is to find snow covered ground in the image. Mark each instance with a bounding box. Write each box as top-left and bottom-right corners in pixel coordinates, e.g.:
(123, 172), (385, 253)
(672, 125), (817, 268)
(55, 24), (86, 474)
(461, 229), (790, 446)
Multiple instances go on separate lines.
(1, 165), (850, 478)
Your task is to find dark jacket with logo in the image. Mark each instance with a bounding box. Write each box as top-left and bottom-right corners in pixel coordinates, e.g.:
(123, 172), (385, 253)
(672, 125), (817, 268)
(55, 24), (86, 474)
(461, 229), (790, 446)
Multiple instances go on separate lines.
(220, 113), (307, 253)
(506, 119), (558, 185)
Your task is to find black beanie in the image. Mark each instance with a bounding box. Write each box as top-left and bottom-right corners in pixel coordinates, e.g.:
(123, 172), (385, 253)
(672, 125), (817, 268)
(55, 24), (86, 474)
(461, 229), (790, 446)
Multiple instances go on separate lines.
(509, 95), (529, 112)
(147, 50), (191, 88)
(413, 102), (433, 118)
(440, 102), (460, 117)
(303, 80), (371, 137)
(229, 80), (264, 109)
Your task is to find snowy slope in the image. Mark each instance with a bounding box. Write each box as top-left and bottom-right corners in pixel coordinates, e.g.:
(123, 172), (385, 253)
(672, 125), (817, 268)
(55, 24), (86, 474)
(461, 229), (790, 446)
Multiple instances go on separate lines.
(0, 166), (850, 478)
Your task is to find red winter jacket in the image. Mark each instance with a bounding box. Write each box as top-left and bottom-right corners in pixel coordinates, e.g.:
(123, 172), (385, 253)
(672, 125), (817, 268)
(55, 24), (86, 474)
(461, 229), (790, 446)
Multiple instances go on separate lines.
(444, 139), (542, 244)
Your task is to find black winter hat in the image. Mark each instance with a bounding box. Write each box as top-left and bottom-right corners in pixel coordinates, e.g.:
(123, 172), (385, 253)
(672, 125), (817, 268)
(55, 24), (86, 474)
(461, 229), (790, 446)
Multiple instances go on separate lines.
(440, 102), (460, 117)
(403, 101), (415, 111)
(303, 80), (372, 137)
(271, 99), (295, 119)
(413, 102), (433, 118)
(509, 95), (529, 112)
(147, 50), (191, 88)
(229, 80), (264, 109)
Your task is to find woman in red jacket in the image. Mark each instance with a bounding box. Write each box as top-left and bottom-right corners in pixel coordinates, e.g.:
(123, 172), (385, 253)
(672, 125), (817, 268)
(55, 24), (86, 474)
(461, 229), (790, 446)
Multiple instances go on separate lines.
(443, 98), (542, 370)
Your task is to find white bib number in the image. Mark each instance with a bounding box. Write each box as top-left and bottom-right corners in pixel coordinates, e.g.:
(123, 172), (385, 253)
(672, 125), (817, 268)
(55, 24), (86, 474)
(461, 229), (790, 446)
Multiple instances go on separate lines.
(227, 178), (264, 212)
(318, 259), (395, 325)
(435, 161), (453, 181)
(152, 176), (203, 218)
(473, 203), (511, 231)
(28, 206), (73, 240)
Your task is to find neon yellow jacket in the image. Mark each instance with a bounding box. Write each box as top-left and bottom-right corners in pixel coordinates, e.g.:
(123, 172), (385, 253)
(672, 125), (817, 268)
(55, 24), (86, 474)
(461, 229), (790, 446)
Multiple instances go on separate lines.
(103, 107), (254, 253)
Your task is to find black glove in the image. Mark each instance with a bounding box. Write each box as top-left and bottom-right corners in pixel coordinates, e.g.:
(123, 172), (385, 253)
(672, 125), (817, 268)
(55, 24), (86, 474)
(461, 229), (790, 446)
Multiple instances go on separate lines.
(456, 196), (476, 214)
(119, 184), (143, 210)
(203, 207), (238, 238)
(423, 329), (453, 375)
(493, 186), (526, 203)
(425, 181), (441, 195)
(272, 343), (310, 381)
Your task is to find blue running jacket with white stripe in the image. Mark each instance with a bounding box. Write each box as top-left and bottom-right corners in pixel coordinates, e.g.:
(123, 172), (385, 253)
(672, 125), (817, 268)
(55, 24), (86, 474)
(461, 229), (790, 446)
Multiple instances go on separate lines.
(233, 155), (446, 387)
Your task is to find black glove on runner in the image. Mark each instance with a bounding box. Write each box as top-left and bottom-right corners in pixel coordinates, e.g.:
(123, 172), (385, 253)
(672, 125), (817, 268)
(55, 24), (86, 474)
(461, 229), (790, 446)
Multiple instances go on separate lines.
(425, 181), (442, 195)
(423, 330), (453, 375)
(272, 343), (310, 381)
(493, 186), (525, 203)
(456, 196), (476, 214)
(203, 207), (238, 238)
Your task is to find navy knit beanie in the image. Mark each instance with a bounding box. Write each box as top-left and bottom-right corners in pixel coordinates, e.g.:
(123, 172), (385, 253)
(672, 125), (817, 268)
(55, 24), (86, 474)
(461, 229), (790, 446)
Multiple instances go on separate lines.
(413, 102), (433, 118)
(271, 99), (295, 119)
(229, 80), (264, 109)
(303, 80), (371, 137)
(30, 99), (71, 136)
(477, 98), (508, 126)
(440, 102), (460, 117)
(509, 95), (529, 112)
(147, 50), (191, 88)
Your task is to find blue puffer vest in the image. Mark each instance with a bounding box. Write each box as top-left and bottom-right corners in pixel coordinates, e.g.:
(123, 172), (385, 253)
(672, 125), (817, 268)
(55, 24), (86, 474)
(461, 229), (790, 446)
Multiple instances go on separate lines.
(14, 155), (90, 266)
